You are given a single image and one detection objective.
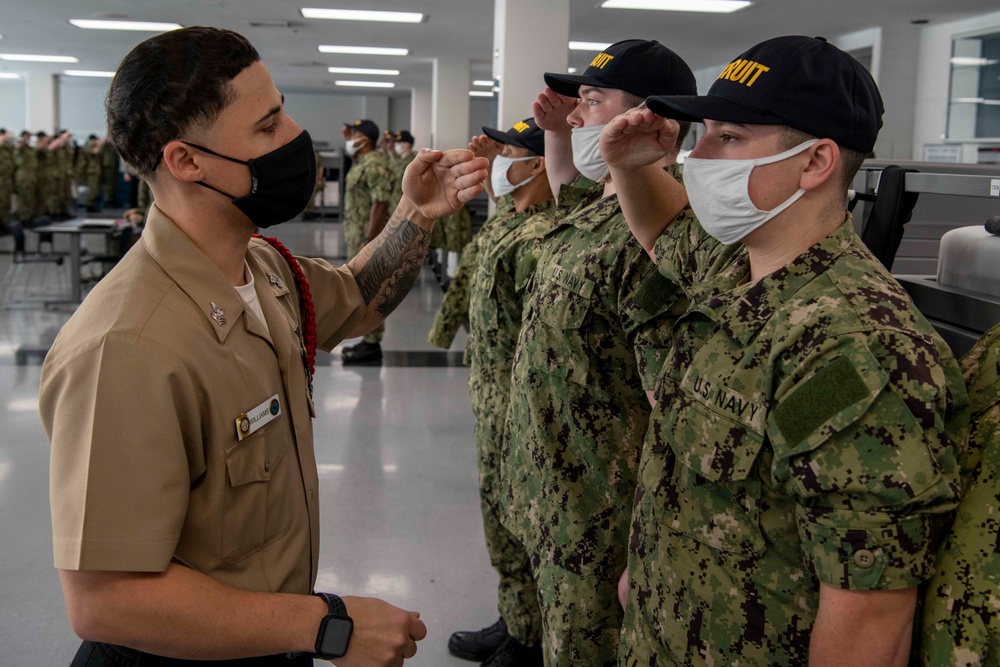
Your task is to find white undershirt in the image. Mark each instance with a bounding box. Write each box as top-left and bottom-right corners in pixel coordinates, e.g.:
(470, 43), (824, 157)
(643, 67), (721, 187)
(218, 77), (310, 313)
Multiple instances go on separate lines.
(234, 261), (270, 337)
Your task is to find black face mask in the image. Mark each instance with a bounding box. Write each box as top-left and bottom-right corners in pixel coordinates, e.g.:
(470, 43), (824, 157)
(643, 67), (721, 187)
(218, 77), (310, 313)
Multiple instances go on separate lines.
(182, 129), (316, 228)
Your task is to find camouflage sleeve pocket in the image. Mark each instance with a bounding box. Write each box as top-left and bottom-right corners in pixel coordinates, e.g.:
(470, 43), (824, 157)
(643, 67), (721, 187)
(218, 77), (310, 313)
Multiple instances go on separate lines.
(795, 504), (935, 590)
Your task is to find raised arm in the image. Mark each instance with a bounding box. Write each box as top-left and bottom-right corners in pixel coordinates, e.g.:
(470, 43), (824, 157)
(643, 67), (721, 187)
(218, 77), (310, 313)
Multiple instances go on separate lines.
(533, 87), (579, 199)
(602, 107), (689, 260)
(346, 148), (488, 336)
(469, 134), (500, 203)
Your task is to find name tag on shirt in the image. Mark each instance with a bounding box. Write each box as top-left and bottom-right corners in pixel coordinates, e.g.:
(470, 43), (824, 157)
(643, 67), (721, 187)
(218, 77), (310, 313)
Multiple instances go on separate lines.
(235, 394), (281, 441)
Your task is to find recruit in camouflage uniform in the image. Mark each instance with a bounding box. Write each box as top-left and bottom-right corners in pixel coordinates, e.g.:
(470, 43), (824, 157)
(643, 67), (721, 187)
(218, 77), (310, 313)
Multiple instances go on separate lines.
(620, 211), (969, 667)
(427, 196), (515, 351)
(342, 148), (394, 345)
(0, 138), (14, 229)
(14, 141), (39, 223)
(920, 321), (1000, 667)
(82, 145), (102, 209)
(54, 141), (74, 217)
(501, 168), (689, 666)
(99, 140), (119, 206)
(465, 193), (559, 650)
(387, 150), (416, 214)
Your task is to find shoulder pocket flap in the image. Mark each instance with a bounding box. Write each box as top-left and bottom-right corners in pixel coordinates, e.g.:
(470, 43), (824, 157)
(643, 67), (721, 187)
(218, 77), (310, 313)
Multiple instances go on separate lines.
(768, 350), (888, 459)
(673, 400), (765, 482)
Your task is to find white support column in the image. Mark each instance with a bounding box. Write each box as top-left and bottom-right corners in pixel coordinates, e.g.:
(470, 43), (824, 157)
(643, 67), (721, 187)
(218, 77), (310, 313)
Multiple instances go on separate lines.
(410, 86), (433, 149)
(493, 0), (570, 130)
(431, 58), (470, 150)
(24, 69), (59, 133)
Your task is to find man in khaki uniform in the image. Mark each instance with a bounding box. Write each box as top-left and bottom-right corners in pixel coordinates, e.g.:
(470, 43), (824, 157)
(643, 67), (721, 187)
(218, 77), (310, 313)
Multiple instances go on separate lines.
(39, 26), (487, 667)
(341, 118), (394, 364)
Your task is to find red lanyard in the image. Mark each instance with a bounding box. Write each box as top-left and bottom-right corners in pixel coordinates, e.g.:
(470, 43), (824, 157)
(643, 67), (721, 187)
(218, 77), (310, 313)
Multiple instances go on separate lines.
(252, 234), (317, 397)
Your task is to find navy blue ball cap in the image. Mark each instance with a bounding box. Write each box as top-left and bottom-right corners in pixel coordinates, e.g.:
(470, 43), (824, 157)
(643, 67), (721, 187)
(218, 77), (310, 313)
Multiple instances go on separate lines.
(646, 35), (884, 153)
(343, 119), (380, 144)
(394, 130), (415, 144)
(482, 117), (546, 156)
(544, 39), (696, 101)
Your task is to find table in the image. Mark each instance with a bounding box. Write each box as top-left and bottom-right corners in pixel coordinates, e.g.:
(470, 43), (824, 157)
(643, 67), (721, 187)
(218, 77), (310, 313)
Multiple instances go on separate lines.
(29, 219), (128, 304)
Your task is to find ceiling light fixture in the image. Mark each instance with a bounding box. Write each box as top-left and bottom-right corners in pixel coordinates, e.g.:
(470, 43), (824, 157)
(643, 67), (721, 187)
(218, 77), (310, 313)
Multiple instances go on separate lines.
(319, 45), (409, 56)
(469, 91), (494, 97)
(0, 53), (79, 63)
(600, 0), (751, 12)
(951, 57), (999, 67)
(473, 80), (494, 87)
(335, 80), (396, 88)
(302, 8), (423, 23)
(567, 67), (578, 73)
(569, 41), (612, 51)
(0, 72), (21, 79)
(69, 19), (182, 31)
(328, 66), (400, 75)
(63, 70), (116, 77)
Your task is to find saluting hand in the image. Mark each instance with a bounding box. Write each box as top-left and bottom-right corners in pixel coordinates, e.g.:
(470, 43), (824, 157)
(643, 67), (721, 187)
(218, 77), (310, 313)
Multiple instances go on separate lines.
(334, 597), (427, 667)
(601, 107), (680, 170)
(468, 135), (500, 164)
(401, 148), (488, 221)
(533, 87), (577, 133)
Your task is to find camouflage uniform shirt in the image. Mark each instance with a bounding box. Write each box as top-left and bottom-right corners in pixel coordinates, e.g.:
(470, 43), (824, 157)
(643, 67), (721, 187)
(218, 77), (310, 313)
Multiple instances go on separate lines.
(501, 167), (689, 578)
(622, 212), (969, 666)
(920, 322), (1000, 667)
(342, 151), (393, 258)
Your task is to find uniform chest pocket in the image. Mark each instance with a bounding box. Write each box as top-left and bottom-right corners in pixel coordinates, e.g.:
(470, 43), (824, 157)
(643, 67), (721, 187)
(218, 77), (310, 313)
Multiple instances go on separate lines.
(222, 429), (290, 563)
(533, 266), (594, 385)
(646, 393), (767, 556)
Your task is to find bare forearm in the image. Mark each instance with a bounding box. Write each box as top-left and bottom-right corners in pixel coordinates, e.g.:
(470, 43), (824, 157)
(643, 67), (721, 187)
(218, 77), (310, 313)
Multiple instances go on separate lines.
(609, 164), (688, 258)
(809, 585), (915, 667)
(348, 198), (433, 332)
(544, 130), (578, 200)
(60, 564), (325, 660)
(364, 200), (390, 242)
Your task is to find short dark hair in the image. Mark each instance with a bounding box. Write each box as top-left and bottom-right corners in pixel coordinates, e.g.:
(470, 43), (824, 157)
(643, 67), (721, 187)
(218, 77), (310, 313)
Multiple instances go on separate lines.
(778, 126), (865, 193)
(106, 26), (260, 179)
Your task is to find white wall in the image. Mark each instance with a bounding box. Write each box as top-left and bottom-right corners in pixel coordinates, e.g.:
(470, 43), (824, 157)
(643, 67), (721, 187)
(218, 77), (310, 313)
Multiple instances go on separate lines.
(282, 92), (365, 148)
(914, 9), (1000, 160)
(58, 76), (110, 137)
(0, 79), (26, 132)
(388, 96), (412, 137)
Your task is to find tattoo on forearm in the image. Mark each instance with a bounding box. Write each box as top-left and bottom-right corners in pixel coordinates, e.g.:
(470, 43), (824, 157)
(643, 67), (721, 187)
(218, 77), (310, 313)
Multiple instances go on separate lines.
(354, 217), (431, 318)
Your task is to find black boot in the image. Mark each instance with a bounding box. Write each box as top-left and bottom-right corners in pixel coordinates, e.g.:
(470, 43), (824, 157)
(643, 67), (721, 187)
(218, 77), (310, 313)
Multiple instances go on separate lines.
(480, 635), (544, 667)
(341, 341), (382, 364)
(448, 617), (509, 662)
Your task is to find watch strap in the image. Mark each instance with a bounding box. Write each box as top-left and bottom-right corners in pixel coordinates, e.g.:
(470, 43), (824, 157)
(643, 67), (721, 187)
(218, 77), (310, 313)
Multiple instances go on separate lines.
(315, 592), (349, 618)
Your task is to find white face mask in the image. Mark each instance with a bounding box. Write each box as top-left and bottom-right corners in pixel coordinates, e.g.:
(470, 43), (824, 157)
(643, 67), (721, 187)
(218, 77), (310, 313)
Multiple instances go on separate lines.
(345, 138), (364, 157)
(683, 139), (819, 245)
(491, 155), (538, 197)
(571, 125), (610, 182)
(394, 143), (409, 157)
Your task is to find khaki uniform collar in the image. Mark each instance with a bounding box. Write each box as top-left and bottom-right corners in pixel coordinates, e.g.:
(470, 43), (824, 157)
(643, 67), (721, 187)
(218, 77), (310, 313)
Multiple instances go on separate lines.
(695, 215), (858, 346)
(142, 204), (246, 344)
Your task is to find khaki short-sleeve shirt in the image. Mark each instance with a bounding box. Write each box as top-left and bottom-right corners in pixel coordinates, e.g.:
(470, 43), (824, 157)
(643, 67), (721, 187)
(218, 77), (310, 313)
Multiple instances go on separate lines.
(40, 205), (366, 594)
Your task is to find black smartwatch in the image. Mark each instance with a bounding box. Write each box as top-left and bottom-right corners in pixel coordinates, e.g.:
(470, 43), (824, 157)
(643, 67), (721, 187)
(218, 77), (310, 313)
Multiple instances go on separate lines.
(313, 592), (353, 659)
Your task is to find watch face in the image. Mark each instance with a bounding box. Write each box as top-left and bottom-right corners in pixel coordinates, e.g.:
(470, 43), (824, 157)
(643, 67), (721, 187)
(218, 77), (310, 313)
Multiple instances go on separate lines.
(318, 616), (353, 657)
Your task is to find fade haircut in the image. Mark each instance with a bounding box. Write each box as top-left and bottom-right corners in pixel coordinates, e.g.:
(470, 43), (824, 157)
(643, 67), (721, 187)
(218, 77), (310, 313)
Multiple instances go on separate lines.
(778, 126), (866, 194)
(106, 26), (260, 179)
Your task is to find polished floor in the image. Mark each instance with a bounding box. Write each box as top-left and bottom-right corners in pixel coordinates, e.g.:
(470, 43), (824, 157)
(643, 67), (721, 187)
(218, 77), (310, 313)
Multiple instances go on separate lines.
(0, 220), (500, 665)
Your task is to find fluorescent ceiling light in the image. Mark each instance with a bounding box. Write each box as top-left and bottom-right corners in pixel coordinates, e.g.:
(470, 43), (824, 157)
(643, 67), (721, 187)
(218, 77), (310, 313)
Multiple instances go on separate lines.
(319, 45), (409, 56)
(302, 8), (424, 23)
(473, 80), (494, 87)
(469, 91), (494, 98)
(328, 66), (399, 75)
(951, 57), (999, 67)
(335, 80), (395, 88)
(69, 19), (182, 31)
(0, 72), (20, 79)
(0, 53), (78, 63)
(569, 41), (612, 51)
(63, 70), (116, 78)
(567, 67), (578, 74)
(601, 0), (751, 12)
